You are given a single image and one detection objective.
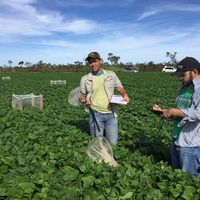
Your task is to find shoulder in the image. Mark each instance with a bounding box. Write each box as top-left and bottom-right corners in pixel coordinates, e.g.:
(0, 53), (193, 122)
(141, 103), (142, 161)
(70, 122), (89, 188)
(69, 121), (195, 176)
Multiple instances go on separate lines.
(193, 78), (200, 90)
(103, 69), (117, 77)
(81, 73), (92, 81)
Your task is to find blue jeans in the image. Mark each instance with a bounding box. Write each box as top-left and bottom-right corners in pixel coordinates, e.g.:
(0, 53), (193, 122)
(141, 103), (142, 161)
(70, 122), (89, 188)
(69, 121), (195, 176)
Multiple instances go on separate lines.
(89, 110), (118, 145)
(171, 139), (200, 176)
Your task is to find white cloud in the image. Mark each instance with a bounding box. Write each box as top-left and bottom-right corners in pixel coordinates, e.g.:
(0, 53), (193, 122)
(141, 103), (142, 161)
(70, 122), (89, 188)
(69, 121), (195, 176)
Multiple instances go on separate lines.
(0, 0), (99, 41)
(138, 3), (200, 20)
(0, 0), (200, 65)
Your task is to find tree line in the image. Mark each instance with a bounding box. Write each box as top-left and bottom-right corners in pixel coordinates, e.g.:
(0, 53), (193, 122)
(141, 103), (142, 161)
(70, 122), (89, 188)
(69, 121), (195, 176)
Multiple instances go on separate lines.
(0, 52), (178, 73)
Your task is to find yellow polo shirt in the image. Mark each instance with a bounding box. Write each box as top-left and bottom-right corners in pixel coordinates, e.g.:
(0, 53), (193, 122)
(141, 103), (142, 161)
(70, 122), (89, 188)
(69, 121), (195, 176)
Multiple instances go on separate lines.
(91, 74), (111, 113)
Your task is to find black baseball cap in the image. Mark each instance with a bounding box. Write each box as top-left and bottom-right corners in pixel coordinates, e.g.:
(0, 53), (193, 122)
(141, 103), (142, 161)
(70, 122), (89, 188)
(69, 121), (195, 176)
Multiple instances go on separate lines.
(173, 57), (200, 76)
(85, 52), (101, 61)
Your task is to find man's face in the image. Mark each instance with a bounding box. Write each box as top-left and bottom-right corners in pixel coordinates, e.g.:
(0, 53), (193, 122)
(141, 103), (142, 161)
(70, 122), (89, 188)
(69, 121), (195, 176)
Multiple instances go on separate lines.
(88, 58), (101, 73)
(178, 71), (193, 85)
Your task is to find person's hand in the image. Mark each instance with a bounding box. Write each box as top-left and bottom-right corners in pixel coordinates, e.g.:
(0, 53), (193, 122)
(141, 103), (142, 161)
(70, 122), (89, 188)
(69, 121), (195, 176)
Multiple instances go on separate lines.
(80, 96), (91, 106)
(85, 98), (91, 105)
(152, 104), (163, 112)
(80, 97), (91, 105)
(123, 93), (130, 103)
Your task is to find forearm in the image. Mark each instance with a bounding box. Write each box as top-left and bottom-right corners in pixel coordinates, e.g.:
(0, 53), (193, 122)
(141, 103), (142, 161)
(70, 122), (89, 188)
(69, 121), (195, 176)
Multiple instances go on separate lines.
(118, 87), (128, 97)
(163, 108), (187, 119)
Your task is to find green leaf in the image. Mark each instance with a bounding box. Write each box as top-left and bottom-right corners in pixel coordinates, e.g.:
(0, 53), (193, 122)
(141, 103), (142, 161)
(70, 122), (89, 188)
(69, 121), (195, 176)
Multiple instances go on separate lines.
(120, 192), (133, 199)
(49, 152), (56, 160)
(18, 182), (36, 193)
(181, 186), (195, 200)
(2, 156), (15, 166)
(62, 166), (79, 182)
(0, 165), (8, 174)
(79, 165), (87, 172)
(82, 176), (96, 188)
(125, 164), (135, 177)
(169, 184), (182, 198)
(0, 184), (7, 196)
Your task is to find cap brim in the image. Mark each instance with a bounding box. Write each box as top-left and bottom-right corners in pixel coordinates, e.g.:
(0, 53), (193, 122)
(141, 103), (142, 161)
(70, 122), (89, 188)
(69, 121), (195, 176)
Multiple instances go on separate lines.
(171, 70), (185, 76)
(171, 71), (179, 76)
(85, 57), (100, 61)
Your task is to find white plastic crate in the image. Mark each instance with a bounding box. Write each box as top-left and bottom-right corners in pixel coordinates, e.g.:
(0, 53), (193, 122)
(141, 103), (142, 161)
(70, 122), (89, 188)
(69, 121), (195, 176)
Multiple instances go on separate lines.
(50, 80), (66, 85)
(2, 76), (11, 80)
(12, 93), (43, 111)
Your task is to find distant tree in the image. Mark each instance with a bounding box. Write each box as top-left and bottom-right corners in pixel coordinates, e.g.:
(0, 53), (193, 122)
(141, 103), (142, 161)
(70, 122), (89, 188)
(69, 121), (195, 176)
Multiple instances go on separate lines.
(125, 62), (133, 65)
(37, 60), (43, 65)
(107, 53), (120, 65)
(148, 61), (154, 66)
(74, 61), (82, 66)
(8, 60), (13, 67)
(24, 62), (32, 67)
(107, 53), (114, 65)
(112, 56), (120, 65)
(166, 52), (178, 66)
(18, 61), (24, 67)
(103, 62), (109, 65)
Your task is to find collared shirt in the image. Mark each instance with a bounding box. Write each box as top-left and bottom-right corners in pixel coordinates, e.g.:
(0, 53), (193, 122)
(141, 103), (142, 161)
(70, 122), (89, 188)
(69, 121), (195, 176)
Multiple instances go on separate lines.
(79, 69), (123, 117)
(175, 78), (200, 147)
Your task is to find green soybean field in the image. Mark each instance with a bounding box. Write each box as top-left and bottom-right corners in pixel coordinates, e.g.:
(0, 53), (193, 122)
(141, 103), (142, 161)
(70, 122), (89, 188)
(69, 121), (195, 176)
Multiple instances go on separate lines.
(0, 72), (200, 200)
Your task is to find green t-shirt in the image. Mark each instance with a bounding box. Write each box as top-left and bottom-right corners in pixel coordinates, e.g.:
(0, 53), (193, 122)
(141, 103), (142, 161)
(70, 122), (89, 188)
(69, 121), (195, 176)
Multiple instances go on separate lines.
(171, 84), (194, 139)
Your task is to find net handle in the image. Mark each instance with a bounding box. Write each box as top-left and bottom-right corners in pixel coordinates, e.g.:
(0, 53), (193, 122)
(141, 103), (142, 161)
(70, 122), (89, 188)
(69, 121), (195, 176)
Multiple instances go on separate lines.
(88, 107), (100, 132)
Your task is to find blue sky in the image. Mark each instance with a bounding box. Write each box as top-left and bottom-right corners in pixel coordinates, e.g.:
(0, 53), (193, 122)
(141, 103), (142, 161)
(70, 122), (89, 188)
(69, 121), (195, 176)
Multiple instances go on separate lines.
(0, 0), (200, 66)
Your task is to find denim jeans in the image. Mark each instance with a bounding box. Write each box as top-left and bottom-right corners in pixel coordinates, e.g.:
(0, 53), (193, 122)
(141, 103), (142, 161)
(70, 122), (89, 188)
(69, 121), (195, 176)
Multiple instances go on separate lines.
(89, 110), (118, 145)
(177, 146), (200, 176)
(171, 138), (200, 176)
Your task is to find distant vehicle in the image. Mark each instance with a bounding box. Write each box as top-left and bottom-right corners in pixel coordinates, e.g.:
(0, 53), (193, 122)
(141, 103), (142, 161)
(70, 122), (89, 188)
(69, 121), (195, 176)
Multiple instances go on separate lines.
(162, 66), (176, 73)
(123, 68), (139, 73)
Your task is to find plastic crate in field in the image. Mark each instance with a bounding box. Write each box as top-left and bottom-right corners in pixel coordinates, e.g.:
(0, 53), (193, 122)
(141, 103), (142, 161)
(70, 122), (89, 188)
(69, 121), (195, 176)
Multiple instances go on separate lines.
(50, 80), (66, 85)
(2, 76), (11, 80)
(12, 93), (43, 111)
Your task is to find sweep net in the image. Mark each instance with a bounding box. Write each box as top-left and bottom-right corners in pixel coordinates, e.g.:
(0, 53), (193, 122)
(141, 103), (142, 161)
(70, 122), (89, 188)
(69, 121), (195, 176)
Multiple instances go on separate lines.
(68, 86), (82, 106)
(86, 136), (118, 167)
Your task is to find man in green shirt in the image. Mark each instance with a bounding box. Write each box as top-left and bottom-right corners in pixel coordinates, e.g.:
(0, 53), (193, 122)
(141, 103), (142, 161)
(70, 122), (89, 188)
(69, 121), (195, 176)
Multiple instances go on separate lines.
(153, 57), (200, 176)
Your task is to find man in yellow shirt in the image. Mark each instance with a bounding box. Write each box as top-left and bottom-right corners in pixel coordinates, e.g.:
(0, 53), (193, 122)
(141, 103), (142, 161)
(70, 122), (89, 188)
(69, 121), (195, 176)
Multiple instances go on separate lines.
(79, 52), (130, 144)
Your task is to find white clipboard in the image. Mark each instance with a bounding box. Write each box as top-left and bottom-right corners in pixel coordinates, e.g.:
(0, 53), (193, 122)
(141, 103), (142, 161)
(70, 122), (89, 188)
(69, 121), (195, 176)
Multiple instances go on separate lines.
(110, 95), (128, 105)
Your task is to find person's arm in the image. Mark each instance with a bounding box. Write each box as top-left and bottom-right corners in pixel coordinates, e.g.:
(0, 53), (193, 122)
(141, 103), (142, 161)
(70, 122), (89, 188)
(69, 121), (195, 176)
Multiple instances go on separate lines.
(79, 77), (91, 105)
(118, 87), (130, 103)
(162, 108), (186, 119)
(112, 72), (130, 103)
(153, 104), (186, 119)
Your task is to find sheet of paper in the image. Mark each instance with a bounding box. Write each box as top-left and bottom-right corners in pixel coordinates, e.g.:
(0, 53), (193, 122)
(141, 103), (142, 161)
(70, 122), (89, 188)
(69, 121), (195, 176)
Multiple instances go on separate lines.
(110, 95), (128, 105)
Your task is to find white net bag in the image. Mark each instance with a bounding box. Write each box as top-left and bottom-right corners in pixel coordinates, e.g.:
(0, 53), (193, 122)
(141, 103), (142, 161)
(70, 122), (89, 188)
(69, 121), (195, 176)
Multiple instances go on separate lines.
(86, 136), (118, 167)
(68, 86), (83, 106)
